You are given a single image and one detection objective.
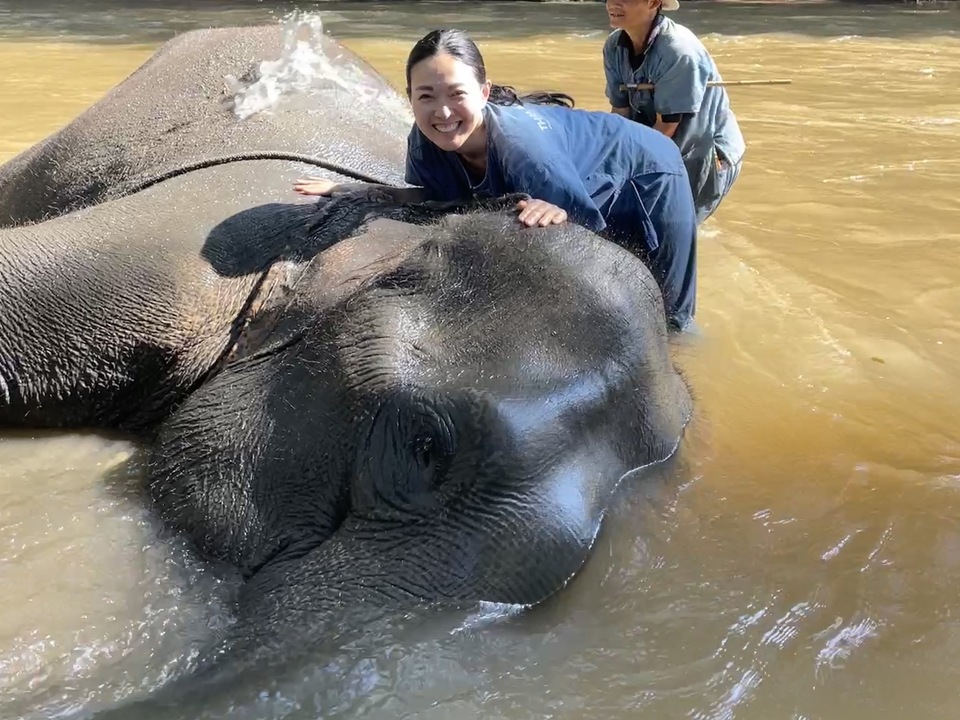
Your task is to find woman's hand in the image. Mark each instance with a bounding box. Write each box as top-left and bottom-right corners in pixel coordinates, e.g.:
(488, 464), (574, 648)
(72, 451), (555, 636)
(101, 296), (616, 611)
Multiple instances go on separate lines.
(293, 176), (338, 196)
(516, 198), (568, 227)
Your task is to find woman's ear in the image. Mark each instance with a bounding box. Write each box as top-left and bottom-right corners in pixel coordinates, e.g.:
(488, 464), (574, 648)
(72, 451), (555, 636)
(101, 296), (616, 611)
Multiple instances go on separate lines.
(481, 80), (491, 101)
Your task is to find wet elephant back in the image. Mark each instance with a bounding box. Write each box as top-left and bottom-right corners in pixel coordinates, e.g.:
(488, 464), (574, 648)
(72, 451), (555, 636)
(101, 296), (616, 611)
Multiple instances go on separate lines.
(0, 25), (411, 226)
(0, 160), (317, 431)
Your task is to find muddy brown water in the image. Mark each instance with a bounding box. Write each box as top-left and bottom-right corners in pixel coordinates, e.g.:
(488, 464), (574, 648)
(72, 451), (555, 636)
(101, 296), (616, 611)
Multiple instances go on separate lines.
(0, 1), (958, 718)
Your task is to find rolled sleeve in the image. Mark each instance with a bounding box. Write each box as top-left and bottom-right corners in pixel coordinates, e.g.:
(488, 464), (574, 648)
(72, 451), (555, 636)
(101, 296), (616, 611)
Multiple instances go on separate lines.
(652, 53), (710, 116)
(403, 162), (422, 187)
(403, 164), (421, 186)
(404, 130), (425, 186)
(603, 34), (630, 109)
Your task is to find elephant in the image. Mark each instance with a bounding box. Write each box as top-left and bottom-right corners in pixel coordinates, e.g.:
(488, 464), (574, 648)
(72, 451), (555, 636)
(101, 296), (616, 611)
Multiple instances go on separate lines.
(0, 20), (410, 228)
(0, 22), (412, 432)
(0, 23), (693, 718)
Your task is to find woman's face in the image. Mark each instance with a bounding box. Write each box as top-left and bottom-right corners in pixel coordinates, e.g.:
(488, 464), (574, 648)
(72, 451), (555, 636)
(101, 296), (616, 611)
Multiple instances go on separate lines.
(408, 52), (490, 156)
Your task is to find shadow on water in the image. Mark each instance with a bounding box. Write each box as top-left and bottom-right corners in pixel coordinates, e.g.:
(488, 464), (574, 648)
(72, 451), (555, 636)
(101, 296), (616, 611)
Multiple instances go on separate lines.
(0, 0), (956, 45)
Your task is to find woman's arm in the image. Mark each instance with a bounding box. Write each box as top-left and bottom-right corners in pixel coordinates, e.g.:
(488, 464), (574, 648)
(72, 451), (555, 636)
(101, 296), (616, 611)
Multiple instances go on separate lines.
(515, 197), (568, 227)
(505, 152), (606, 233)
(293, 177), (428, 204)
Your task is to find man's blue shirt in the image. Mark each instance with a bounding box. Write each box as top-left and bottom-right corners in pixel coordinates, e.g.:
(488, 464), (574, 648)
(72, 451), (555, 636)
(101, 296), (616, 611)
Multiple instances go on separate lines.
(602, 15), (746, 218)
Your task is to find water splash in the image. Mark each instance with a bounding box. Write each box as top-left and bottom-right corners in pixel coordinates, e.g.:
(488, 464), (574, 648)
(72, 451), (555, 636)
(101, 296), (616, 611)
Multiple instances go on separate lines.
(223, 12), (412, 123)
(814, 616), (882, 675)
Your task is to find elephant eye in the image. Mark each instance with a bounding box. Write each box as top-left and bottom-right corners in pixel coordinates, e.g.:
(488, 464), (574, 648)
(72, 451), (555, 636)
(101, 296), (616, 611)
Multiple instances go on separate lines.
(414, 434), (435, 468)
(355, 394), (461, 517)
(411, 425), (455, 493)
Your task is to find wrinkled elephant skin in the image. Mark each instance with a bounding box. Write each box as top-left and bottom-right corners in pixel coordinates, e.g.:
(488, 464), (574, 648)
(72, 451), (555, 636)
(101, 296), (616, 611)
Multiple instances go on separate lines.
(0, 24), (411, 226)
(0, 25), (693, 719)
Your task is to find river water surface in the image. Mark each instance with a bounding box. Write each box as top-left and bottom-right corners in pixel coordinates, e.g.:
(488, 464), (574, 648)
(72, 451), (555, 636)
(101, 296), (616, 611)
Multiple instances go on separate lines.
(1, 1), (958, 718)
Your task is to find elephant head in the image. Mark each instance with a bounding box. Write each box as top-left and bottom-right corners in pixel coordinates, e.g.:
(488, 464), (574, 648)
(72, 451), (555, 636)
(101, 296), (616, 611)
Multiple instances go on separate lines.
(132, 196), (693, 709)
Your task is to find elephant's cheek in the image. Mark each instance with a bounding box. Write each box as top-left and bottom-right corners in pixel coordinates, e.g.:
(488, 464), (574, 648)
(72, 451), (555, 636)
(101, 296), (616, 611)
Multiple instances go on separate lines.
(457, 446), (622, 606)
(239, 507), (604, 651)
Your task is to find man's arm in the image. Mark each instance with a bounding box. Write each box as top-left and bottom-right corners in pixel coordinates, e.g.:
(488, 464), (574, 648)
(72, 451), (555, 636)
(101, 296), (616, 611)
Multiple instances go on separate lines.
(651, 52), (709, 140)
(654, 113), (683, 138)
(603, 34), (633, 120)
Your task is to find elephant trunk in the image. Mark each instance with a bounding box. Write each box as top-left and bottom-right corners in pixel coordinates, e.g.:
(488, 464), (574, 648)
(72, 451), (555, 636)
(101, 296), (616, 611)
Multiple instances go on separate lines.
(219, 474), (611, 679)
(89, 529), (485, 719)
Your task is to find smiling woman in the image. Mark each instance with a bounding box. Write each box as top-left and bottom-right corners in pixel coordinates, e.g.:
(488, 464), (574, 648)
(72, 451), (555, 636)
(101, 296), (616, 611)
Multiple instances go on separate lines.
(602, 0), (745, 223)
(296, 27), (702, 332)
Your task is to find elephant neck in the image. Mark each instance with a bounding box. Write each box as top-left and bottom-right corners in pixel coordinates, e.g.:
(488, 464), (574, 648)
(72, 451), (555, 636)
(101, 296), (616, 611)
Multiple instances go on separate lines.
(209, 258), (310, 371)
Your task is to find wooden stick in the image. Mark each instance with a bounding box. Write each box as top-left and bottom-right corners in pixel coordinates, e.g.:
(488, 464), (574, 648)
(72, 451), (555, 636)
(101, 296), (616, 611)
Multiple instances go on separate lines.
(620, 79), (793, 91)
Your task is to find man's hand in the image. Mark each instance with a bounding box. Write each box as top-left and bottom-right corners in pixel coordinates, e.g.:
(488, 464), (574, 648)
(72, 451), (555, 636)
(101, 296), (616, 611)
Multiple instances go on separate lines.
(516, 198), (568, 227)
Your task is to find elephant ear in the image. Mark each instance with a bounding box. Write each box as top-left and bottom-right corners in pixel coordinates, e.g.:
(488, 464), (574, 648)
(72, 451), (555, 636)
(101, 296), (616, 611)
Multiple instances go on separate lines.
(146, 338), (351, 577)
(300, 193), (388, 254)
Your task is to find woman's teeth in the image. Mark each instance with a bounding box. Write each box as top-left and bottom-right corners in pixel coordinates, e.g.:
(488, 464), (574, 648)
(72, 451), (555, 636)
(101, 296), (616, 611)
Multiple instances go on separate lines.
(434, 122), (460, 133)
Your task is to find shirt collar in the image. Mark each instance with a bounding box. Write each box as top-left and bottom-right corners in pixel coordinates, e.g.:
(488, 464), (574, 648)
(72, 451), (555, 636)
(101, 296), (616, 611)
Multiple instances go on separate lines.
(616, 12), (666, 59)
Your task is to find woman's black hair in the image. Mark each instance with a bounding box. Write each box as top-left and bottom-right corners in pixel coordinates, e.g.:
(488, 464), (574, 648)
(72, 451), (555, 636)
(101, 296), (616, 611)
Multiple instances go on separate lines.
(405, 28), (575, 109)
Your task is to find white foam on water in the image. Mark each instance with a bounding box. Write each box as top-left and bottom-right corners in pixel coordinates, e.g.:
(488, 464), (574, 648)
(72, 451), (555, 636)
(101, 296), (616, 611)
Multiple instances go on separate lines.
(451, 601), (529, 635)
(224, 12), (412, 123)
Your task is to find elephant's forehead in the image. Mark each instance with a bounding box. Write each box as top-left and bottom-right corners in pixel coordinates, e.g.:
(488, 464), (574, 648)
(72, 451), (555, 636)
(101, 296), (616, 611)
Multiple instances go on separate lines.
(301, 213), (642, 396)
(326, 218), (425, 264)
(326, 232), (631, 377)
(350, 295), (629, 399)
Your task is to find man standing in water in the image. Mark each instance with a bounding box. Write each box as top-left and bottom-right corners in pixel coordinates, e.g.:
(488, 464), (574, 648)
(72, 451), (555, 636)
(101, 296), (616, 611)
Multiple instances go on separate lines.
(602, 0), (745, 224)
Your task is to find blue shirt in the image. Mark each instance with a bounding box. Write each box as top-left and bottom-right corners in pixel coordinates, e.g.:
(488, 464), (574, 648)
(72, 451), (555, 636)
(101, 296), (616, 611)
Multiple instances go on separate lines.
(404, 103), (690, 252)
(603, 16), (745, 211)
